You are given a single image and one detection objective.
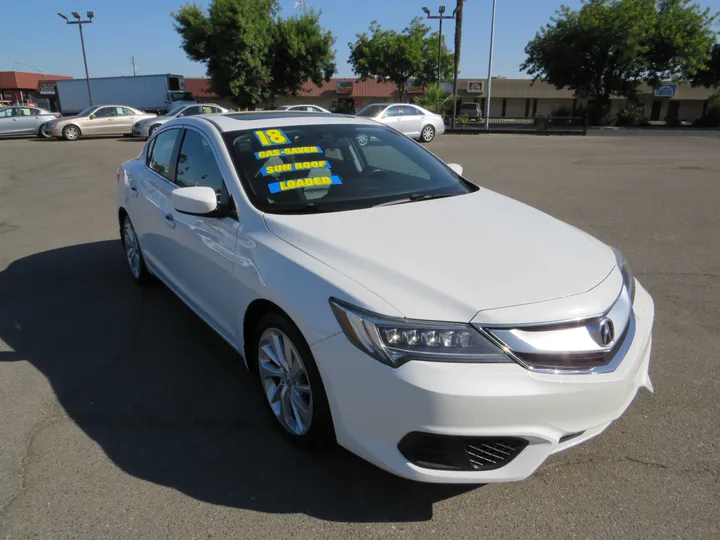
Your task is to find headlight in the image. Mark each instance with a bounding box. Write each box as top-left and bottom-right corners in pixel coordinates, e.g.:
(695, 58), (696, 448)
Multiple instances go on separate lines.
(329, 299), (511, 368)
(613, 248), (636, 303)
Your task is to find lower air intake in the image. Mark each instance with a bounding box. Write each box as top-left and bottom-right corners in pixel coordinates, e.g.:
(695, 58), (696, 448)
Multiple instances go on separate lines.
(398, 432), (528, 471)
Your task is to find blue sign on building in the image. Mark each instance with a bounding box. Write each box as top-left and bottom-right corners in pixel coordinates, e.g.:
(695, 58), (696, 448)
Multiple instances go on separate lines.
(654, 84), (677, 97)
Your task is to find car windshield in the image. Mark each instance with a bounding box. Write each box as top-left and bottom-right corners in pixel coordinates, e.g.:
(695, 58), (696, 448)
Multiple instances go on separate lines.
(356, 104), (386, 118)
(169, 92), (194, 102)
(224, 123), (476, 214)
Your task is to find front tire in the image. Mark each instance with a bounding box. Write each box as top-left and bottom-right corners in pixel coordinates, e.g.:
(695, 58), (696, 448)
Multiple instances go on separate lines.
(148, 124), (160, 137)
(420, 124), (435, 143)
(121, 216), (151, 285)
(62, 125), (80, 141)
(254, 312), (334, 448)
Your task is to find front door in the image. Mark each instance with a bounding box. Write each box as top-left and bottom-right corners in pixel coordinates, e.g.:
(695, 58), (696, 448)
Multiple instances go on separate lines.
(650, 101), (662, 121)
(382, 105), (404, 132)
(164, 127), (242, 339)
(400, 105), (424, 137)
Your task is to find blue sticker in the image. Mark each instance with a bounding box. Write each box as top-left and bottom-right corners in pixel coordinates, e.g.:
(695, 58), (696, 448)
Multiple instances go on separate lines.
(261, 159), (332, 177)
(268, 175), (343, 194)
(254, 146), (323, 160)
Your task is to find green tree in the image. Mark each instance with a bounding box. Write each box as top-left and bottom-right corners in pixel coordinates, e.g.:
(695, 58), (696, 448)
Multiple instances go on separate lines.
(270, 10), (336, 103)
(173, 0), (336, 107)
(348, 18), (454, 102)
(521, 0), (717, 122)
(692, 43), (720, 88)
(414, 82), (452, 113)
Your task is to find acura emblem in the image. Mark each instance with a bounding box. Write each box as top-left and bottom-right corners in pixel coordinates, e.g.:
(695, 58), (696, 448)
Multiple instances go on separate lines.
(599, 318), (614, 346)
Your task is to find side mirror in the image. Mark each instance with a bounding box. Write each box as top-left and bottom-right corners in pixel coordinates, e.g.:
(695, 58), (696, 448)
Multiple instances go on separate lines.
(171, 186), (218, 216)
(88, 114), (95, 120)
(447, 163), (464, 176)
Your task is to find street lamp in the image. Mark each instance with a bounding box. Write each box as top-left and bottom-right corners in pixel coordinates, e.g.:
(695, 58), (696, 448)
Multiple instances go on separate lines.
(485, 0), (497, 130)
(421, 6), (455, 86)
(58, 11), (94, 106)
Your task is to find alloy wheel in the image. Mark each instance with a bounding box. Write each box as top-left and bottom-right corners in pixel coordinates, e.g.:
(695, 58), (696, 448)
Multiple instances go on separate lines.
(123, 221), (141, 279)
(422, 125), (435, 142)
(64, 126), (79, 140)
(258, 328), (313, 435)
(356, 133), (369, 146)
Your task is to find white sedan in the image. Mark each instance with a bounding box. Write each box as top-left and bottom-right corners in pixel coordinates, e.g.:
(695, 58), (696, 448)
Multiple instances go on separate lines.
(132, 103), (229, 138)
(116, 112), (654, 483)
(356, 103), (445, 143)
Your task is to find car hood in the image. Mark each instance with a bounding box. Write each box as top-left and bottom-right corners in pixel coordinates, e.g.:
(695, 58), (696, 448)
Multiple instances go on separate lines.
(263, 189), (617, 322)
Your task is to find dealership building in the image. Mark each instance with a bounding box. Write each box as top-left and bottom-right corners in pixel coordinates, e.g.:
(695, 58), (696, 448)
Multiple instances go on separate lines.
(188, 76), (716, 122)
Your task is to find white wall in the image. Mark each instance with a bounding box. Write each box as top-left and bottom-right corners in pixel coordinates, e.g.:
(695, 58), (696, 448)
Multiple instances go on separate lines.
(505, 98), (526, 117)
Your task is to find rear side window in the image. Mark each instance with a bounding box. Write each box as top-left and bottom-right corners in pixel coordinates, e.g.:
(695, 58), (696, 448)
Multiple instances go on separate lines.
(147, 129), (179, 179)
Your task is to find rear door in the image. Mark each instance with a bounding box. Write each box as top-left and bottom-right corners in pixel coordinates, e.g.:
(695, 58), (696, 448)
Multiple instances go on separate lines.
(118, 107), (140, 134)
(11, 107), (38, 134)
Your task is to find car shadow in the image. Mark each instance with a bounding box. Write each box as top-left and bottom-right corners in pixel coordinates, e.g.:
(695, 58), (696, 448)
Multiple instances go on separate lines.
(0, 241), (476, 521)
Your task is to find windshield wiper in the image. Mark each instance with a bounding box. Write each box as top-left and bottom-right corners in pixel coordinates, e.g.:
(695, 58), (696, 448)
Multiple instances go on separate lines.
(270, 202), (323, 214)
(373, 193), (459, 208)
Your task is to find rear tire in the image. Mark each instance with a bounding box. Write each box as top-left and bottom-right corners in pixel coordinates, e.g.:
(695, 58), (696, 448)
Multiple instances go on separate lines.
(419, 124), (435, 143)
(38, 123), (52, 138)
(252, 312), (334, 449)
(121, 216), (152, 285)
(62, 125), (80, 141)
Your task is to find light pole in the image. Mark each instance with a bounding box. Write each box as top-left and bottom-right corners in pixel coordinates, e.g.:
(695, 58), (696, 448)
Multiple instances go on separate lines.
(58, 11), (94, 106)
(484, 0), (497, 130)
(422, 6), (456, 86)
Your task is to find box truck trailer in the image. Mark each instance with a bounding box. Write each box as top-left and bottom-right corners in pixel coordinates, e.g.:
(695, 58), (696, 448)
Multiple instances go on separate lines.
(57, 74), (196, 115)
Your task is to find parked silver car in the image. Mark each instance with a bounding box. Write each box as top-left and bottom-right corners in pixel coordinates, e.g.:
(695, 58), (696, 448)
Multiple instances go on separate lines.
(0, 106), (60, 138)
(355, 103), (445, 143)
(132, 103), (228, 138)
(45, 105), (157, 141)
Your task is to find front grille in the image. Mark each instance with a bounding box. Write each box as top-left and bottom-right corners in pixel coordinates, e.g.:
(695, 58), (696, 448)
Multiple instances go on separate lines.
(398, 432), (528, 471)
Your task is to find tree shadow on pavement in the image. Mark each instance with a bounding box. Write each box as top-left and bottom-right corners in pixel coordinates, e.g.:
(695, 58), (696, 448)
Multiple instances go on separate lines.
(0, 241), (476, 522)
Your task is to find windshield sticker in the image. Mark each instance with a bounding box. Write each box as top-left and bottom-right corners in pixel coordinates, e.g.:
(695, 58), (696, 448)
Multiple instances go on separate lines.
(261, 159), (332, 176)
(254, 129), (290, 147)
(268, 175), (342, 194)
(254, 146), (323, 160)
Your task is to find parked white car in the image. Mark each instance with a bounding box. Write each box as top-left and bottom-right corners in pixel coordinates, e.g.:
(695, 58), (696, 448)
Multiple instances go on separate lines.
(132, 103), (228, 138)
(275, 104), (331, 113)
(356, 103), (445, 143)
(116, 112), (654, 483)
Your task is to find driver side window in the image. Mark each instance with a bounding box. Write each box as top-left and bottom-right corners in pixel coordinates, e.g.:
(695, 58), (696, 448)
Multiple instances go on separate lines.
(385, 106), (402, 117)
(93, 107), (111, 118)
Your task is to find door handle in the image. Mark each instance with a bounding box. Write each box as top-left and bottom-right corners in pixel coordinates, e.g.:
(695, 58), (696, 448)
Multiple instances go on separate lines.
(163, 214), (176, 229)
(129, 185), (139, 197)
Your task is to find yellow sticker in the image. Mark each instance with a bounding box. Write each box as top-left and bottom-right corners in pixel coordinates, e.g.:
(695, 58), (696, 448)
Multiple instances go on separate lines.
(254, 146), (323, 160)
(268, 175), (343, 194)
(254, 129), (290, 147)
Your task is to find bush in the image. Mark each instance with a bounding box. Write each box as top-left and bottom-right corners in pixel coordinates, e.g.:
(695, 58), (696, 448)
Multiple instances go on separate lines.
(615, 104), (645, 126)
(598, 112), (616, 126)
(551, 105), (572, 117)
(692, 98), (720, 127)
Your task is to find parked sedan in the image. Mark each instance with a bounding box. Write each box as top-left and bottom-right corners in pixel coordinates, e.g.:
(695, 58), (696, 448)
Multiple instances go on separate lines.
(356, 103), (445, 143)
(116, 112), (654, 484)
(275, 104), (331, 113)
(45, 105), (156, 141)
(0, 106), (60, 137)
(132, 103), (228, 139)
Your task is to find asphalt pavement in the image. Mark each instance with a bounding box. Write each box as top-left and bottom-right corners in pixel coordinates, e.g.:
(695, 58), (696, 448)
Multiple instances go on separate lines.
(0, 132), (718, 539)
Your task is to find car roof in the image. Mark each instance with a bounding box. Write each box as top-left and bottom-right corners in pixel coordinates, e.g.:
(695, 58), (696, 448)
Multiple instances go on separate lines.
(194, 111), (380, 132)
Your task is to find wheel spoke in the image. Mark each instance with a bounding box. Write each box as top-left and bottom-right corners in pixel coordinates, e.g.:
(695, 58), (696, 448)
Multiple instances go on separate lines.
(291, 388), (312, 429)
(294, 382), (311, 394)
(267, 380), (283, 404)
(260, 344), (282, 369)
(260, 360), (284, 380)
(280, 385), (293, 426)
(272, 334), (289, 372)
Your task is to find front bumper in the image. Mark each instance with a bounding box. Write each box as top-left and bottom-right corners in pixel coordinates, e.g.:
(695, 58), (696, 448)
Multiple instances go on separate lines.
(311, 282), (654, 483)
(132, 123), (150, 138)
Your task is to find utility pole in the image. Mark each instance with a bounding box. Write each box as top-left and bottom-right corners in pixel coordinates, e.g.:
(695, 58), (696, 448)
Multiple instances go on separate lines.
(422, 6), (456, 87)
(58, 11), (94, 106)
(485, 0), (497, 131)
(131, 56), (137, 76)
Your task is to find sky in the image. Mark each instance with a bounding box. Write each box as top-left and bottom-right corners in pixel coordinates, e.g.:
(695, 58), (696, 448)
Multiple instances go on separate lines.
(3, 0), (720, 80)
